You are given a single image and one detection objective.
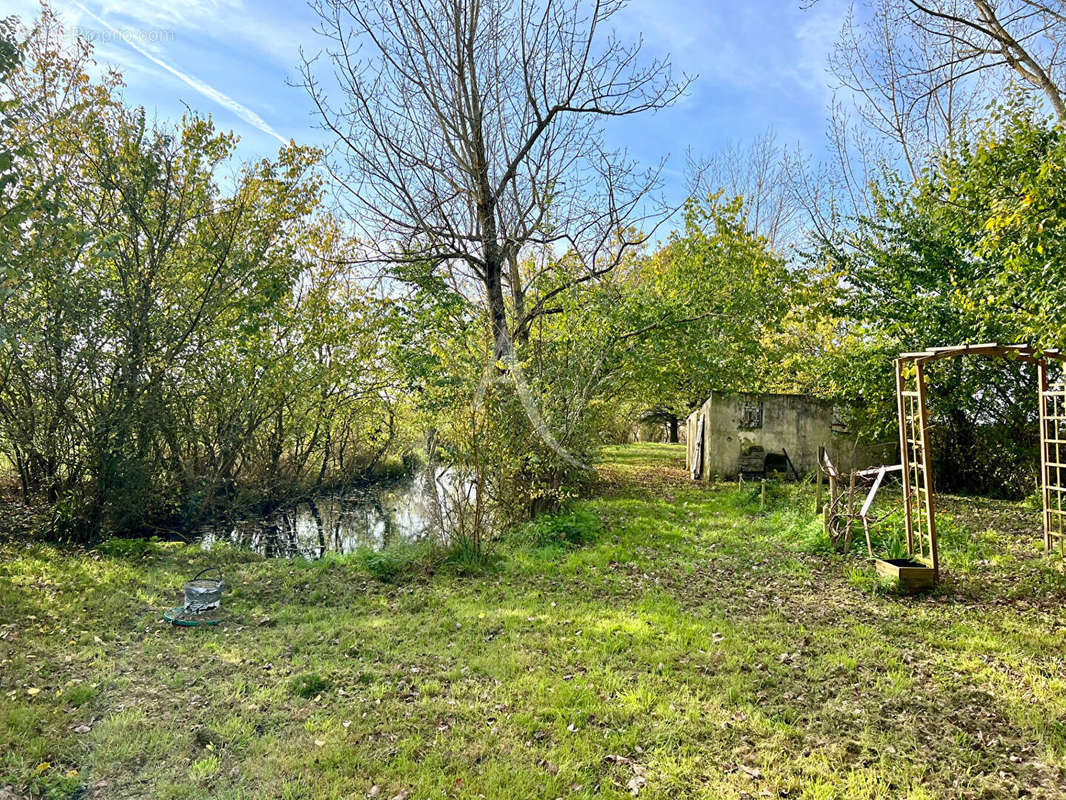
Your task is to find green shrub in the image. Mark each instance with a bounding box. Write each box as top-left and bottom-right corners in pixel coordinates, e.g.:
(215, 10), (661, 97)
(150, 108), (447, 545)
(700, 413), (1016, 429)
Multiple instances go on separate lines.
(289, 672), (331, 699)
(355, 541), (433, 582)
(1023, 491), (1043, 511)
(511, 507), (601, 549)
(786, 513), (836, 555)
(62, 684), (97, 707)
(442, 537), (501, 575)
(96, 537), (161, 558)
(879, 526), (910, 560)
(724, 479), (788, 513)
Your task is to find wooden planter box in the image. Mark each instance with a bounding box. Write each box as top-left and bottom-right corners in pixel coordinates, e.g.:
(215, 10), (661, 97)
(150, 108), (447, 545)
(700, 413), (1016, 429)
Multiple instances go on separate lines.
(874, 558), (936, 592)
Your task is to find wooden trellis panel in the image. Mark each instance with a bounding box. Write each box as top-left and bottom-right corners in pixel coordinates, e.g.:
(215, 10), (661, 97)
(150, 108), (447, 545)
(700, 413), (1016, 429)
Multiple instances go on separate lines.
(895, 343), (1066, 571)
(895, 358), (939, 576)
(1039, 365), (1066, 553)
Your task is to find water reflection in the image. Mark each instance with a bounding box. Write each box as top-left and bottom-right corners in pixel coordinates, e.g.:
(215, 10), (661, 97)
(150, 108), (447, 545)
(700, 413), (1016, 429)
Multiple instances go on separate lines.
(199, 472), (443, 559)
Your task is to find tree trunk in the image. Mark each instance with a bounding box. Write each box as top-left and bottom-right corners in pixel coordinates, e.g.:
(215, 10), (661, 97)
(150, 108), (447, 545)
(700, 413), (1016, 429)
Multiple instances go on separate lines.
(470, 66), (509, 364)
(484, 262), (510, 362)
(508, 252), (529, 349)
(668, 415), (679, 443)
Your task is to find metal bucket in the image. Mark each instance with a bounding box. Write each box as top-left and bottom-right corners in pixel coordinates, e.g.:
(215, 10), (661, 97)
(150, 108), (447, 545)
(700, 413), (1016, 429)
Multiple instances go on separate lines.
(183, 567), (225, 613)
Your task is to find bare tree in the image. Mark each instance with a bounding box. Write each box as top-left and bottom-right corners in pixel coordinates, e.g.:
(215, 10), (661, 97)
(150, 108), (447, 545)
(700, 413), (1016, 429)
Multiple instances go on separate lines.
(301, 0), (688, 359)
(782, 102), (885, 247)
(687, 129), (804, 252)
(830, 0), (988, 182)
(791, 0), (1019, 237)
(904, 0), (1066, 122)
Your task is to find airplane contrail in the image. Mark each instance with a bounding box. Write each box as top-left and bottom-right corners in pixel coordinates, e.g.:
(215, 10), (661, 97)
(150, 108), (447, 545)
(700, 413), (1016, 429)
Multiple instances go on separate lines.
(70, 0), (289, 146)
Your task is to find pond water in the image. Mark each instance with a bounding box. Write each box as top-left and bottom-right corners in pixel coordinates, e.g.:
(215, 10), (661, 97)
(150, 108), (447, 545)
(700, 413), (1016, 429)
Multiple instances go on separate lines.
(198, 471), (445, 559)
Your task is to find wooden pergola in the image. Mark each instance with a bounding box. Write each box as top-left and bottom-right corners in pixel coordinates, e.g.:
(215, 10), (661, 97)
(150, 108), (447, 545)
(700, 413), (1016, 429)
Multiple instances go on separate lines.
(895, 343), (1066, 579)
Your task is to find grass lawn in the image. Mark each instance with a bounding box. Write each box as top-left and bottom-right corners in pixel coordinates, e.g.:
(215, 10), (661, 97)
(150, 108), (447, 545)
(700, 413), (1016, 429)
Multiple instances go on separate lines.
(3, 442), (1066, 799)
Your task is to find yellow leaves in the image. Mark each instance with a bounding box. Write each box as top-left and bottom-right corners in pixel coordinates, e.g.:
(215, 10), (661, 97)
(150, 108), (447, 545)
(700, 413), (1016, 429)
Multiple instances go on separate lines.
(35, 761), (77, 778)
(26, 687), (41, 696)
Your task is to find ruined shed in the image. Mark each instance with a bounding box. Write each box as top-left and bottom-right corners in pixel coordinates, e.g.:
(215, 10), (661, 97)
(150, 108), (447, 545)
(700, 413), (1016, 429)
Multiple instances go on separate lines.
(685, 391), (878, 481)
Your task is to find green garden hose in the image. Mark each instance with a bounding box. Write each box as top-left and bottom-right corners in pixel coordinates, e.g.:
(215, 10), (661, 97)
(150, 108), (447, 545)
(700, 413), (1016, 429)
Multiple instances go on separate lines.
(163, 606), (224, 627)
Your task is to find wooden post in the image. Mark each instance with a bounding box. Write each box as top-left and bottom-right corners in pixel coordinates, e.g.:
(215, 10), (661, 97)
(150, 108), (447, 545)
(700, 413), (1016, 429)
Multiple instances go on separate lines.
(844, 469), (856, 554)
(894, 358), (914, 555)
(914, 359), (938, 578)
(760, 479), (767, 509)
(824, 471), (836, 536)
(1038, 360), (1051, 551)
(815, 445), (825, 514)
(860, 465), (888, 558)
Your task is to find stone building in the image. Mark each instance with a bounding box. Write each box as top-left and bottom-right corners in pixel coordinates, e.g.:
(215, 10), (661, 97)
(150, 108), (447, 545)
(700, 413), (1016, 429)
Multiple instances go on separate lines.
(684, 391), (885, 480)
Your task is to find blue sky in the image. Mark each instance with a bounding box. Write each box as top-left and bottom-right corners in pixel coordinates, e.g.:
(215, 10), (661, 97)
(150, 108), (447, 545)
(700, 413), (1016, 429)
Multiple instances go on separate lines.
(9, 0), (851, 202)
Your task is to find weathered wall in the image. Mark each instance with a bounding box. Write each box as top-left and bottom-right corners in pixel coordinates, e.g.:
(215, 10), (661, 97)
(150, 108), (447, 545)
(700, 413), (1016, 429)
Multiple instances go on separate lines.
(684, 391), (892, 481)
(705, 393), (829, 479)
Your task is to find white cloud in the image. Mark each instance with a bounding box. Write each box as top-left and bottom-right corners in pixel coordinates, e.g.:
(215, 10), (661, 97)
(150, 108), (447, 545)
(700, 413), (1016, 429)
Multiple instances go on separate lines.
(69, 0), (288, 144)
(791, 0), (848, 104)
(615, 0), (842, 99)
(84, 0), (310, 68)
(94, 0), (242, 31)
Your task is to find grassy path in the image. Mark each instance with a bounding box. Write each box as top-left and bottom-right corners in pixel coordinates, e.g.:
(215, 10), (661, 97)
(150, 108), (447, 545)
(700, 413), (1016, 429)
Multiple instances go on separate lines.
(3, 443), (1066, 798)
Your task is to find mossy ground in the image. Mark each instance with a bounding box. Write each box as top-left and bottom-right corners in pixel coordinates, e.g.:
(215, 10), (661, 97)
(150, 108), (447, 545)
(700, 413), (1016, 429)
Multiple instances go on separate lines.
(3, 443), (1066, 799)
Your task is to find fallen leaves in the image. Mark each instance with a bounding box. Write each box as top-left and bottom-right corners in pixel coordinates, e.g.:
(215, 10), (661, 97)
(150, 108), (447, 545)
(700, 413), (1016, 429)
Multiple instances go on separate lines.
(605, 754), (647, 796)
(3, 449), (1065, 800)
(739, 764), (763, 780)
